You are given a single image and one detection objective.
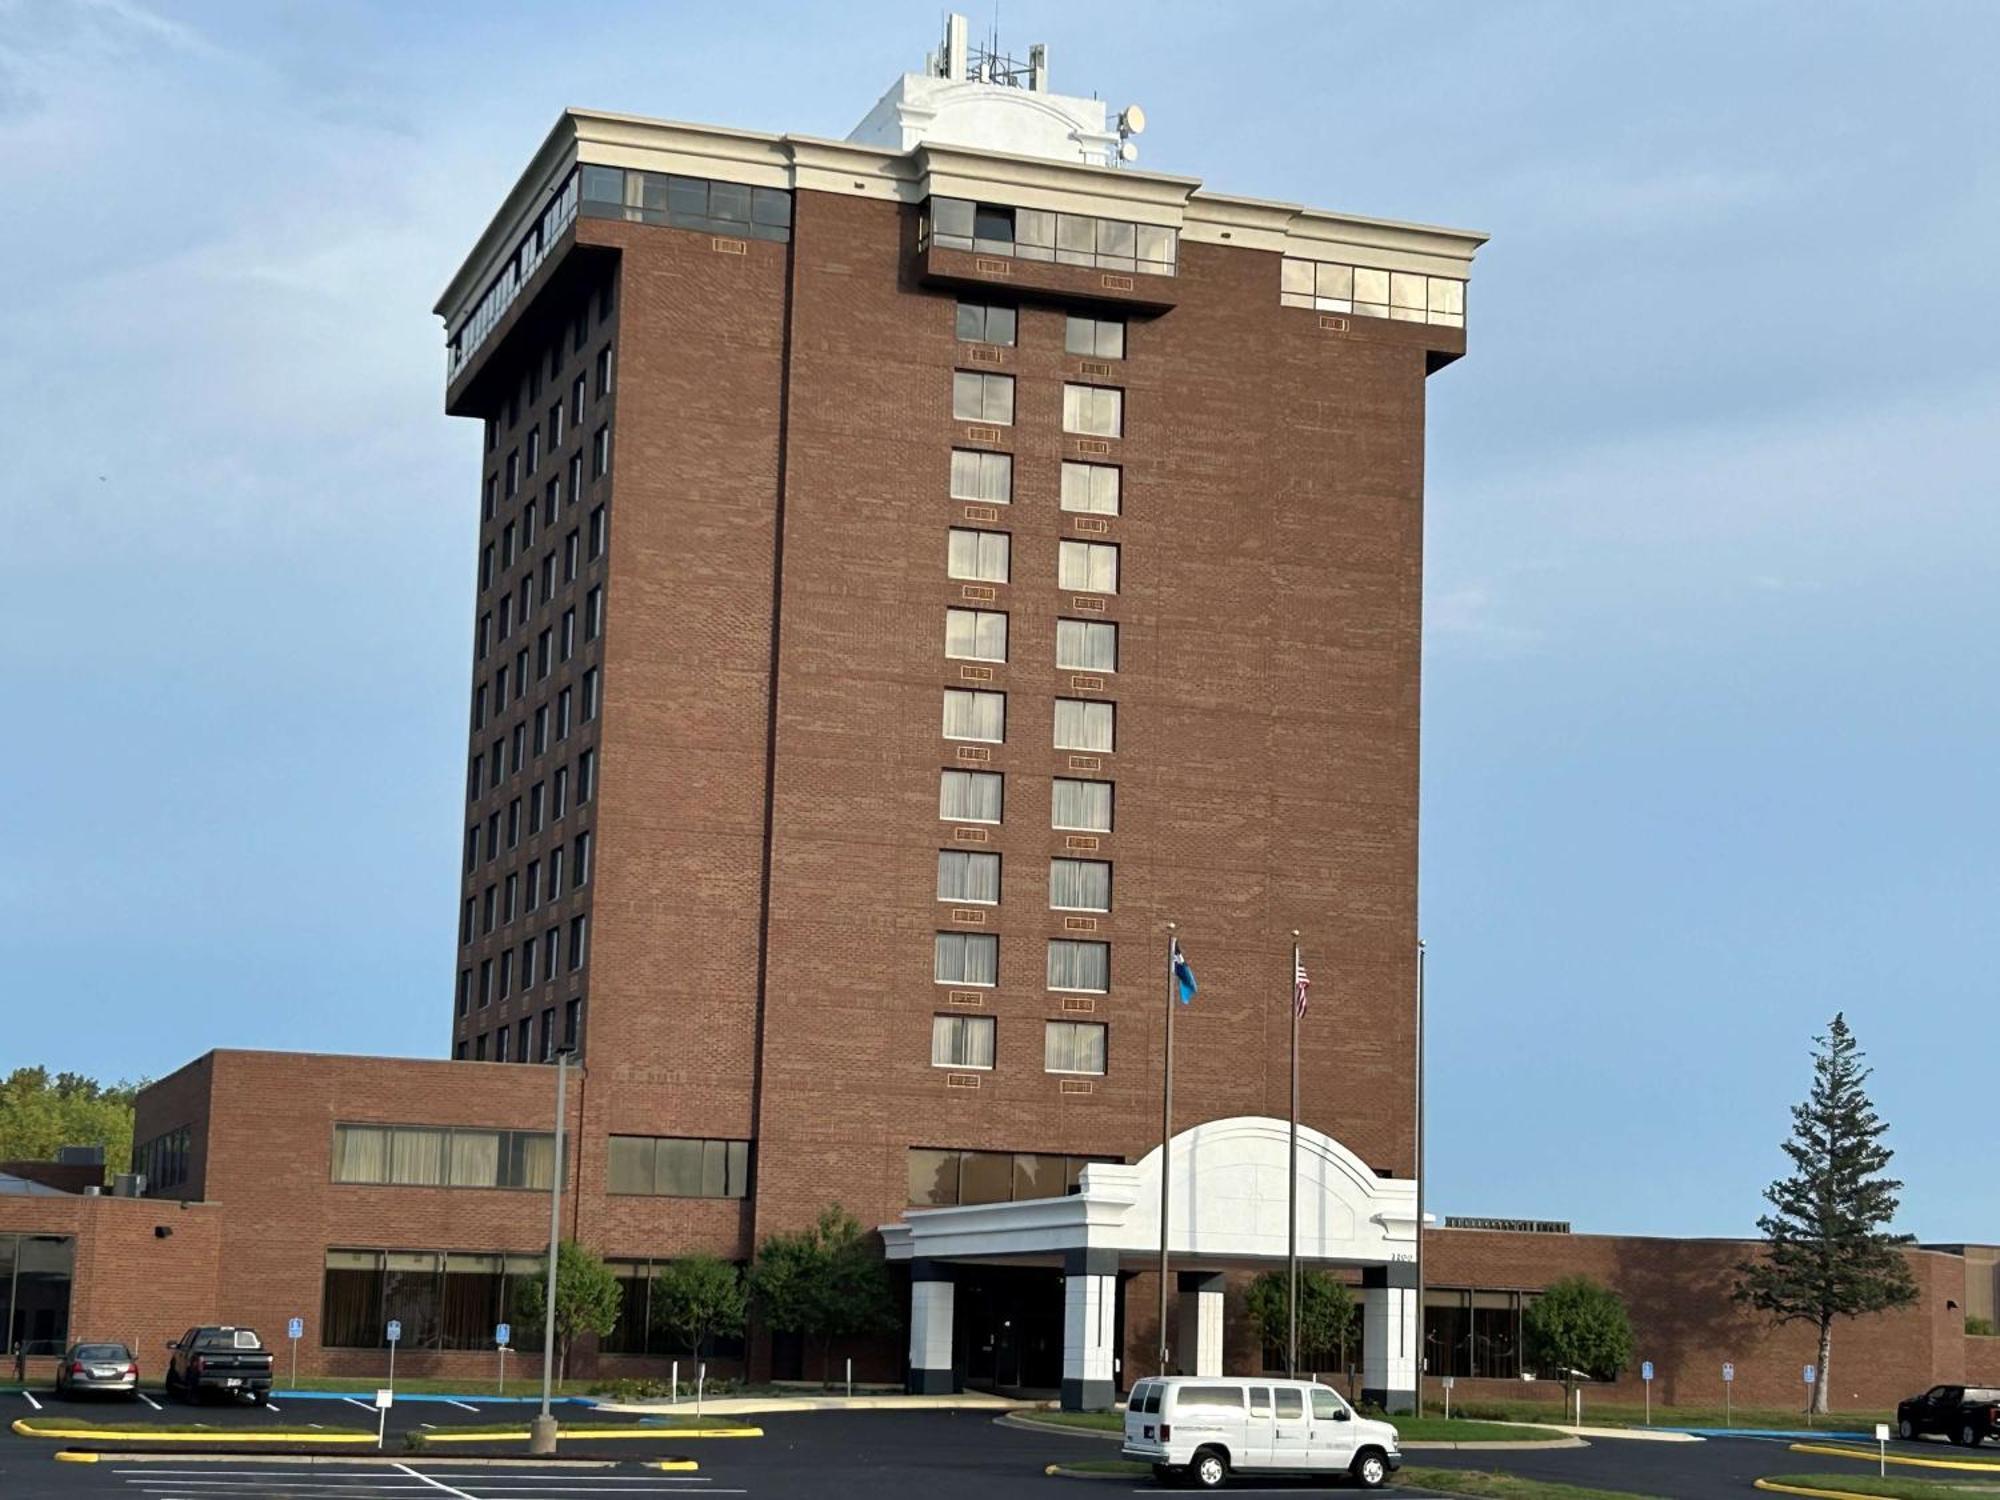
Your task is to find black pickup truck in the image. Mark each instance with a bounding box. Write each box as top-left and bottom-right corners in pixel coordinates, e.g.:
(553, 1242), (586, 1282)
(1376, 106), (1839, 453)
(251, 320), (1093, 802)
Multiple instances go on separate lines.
(163, 1326), (274, 1404)
(1896, 1384), (2000, 1446)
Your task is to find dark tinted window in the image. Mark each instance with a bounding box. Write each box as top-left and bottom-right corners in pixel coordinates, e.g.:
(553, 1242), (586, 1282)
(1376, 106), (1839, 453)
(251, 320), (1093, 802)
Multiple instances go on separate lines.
(75, 1344), (129, 1361)
(1176, 1385), (1245, 1415)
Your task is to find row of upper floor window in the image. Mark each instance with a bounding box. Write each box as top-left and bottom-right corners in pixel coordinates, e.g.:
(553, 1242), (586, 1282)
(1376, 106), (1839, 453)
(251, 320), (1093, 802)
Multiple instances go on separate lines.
(326, 1125), (742, 1200)
(460, 911), (591, 1011)
(950, 449), (1120, 513)
(472, 611), (599, 731)
(481, 484), (607, 603)
(947, 530), (1119, 593)
(135, 1125), (192, 1194)
(468, 710), (596, 803)
(944, 608), (1116, 671)
(936, 851), (1107, 911)
(454, 995), (583, 1064)
(933, 933), (1112, 992)
(481, 286), (616, 453)
(925, 197), (1178, 277)
(909, 1145), (1116, 1206)
(941, 689), (1115, 752)
(579, 164), (792, 242)
(956, 300), (1126, 359)
(938, 769), (1111, 831)
(929, 1014), (1107, 1076)
(448, 171), (581, 381)
(462, 825), (593, 936)
(1280, 257), (1466, 328)
(952, 371), (1123, 436)
(484, 347), (611, 508)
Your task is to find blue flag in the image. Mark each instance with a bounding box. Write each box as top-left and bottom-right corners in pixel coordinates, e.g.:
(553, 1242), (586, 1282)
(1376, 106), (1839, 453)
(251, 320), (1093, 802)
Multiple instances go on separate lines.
(1172, 940), (1198, 1004)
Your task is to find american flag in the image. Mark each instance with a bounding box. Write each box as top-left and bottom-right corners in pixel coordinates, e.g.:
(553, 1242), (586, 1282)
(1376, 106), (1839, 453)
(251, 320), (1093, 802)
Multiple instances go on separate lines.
(1293, 951), (1311, 1019)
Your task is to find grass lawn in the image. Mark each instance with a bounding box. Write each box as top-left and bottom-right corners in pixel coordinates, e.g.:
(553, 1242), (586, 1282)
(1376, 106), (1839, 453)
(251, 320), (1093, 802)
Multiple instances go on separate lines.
(1017, 1410), (1565, 1442)
(1764, 1476), (1988, 1499)
(274, 1375), (601, 1397)
(15, 1415), (371, 1438)
(1053, 1461), (1660, 1499)
(404, 1414), (756, 1449)
(1427, 1397), (1894, 1432)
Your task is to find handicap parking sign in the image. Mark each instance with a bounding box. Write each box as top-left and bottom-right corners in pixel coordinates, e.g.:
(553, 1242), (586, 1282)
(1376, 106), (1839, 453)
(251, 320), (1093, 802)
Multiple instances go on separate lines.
(288, 1317), (303, 1341)
(1723, 1362), (1735, 1382)
(1804, 1363), (1816, 1385)
(1641, 1361), (1653, 1382)
(386, 1319), (402, 1344)
(496, 1322), (511, 1347)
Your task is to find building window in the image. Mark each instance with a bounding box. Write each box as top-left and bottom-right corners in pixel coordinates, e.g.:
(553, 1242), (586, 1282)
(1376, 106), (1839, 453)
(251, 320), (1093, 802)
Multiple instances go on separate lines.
(329, 1124), (557, 1190)
(577, 748), (595, 802)
(1049, 858), (1111, 912)
(949, 448), (1013, 503)
(478, 958), (492, 1005)
(585, 585), (603, 640)
(505, 451), (519, 497)
(955, 300), (1016, 346)
(561, 608), (576, 660)
(525, 427), (541, 473)
(571, 372), (586, 422)
(525, 858), (541, 911)
(942, 688), (1005, 743)
(567, 448), (583, 498)
(474, 1033), (487, 1060)
(521, 936), (537, 988)
(578, 166), (793, 244)
(1422, 1288), (1534, 1380)
(494, 1025), (510, 1062)
(539, 1008), (556, 1061)
(503, 872), (519, 923)
(933, 931), (998, 987)
(1051, 777), (1112, 831)
(1053, 698), (1114, 752)
(907, 1147), (1113, 1206)
(497, 948), (513, 999)
(588, 505), (607, 559)
(1047, 939), (1110, 993)
(476, 613), (492, 660)
(1044, 1020), (1108, 1076)
(1062, 384), (1123, 438)
(947, 527), (1010, 583)
(568, 914), (588, 971)
(944, 607), (1007, 663)
(926, 197), (1177, 275)
(564, 997), (582, 1048)
(482, 474), (497, 520)
(557, 688), (573, 739)
(582, 668), (600, 722)
(1065, 315), (1125, 359)
(552, 768), (568, 822)
(1058, 539), (1119, 594)
(591, 426), (611, 479)
(1056, 619), (1117, 672)
(1059, 461), (1120, 516)
(952, 371), (1015, 425)
(606, 1136), (752, 1198)
(564, 529), (580, 581)
(574, 829), (593, 886)
(321, 1248), (548, 1351)
(533, 705), (550, 755)
(938, 768), (1003, 824)
(543, 927), (560, 983)
(456, 969), (471, 1016)
(930, 1014), (995, 1070)
(536, 628), (552, 679)
(936, 849), (1000, 905)
(595, 345), (613, 400)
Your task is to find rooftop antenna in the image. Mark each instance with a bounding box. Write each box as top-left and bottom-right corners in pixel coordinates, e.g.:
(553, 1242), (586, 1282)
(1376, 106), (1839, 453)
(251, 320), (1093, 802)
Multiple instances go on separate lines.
(1114, 103), (1146, 166)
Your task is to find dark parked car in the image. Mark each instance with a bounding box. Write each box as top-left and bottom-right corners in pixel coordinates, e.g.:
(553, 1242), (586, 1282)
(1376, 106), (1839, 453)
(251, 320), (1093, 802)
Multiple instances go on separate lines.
(163, 1326), (273, 1404)
(54, 1342), (139, 1399)
(1897, 1384), (2000, 1446)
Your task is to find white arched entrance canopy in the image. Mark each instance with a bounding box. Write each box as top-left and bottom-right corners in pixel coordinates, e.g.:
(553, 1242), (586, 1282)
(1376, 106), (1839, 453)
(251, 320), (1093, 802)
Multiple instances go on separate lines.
(881, 1117), (1419, 1411)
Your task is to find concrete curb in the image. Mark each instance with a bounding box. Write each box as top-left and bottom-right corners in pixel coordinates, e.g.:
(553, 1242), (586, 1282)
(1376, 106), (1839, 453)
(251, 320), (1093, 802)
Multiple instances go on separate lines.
(1753, 1481), (1883, 1500)
(57, 1451), (658, 1468)
(413, 1425), (760, 1443)
(1490, 1420), (1702, 1443)
(14, 1419), (375, 1445)
(596, 1393), (1034, 1416)
(1789, 1439), (2000, 1473)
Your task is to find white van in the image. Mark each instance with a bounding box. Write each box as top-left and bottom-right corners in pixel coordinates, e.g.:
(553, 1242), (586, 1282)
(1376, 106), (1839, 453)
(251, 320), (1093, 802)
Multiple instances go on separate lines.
(1121, 1376), (1402, 1490)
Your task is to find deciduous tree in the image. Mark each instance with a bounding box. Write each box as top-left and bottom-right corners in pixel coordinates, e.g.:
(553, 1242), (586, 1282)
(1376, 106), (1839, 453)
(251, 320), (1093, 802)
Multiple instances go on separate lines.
(649, 1255), (747, 1360)
(749, 1205), (896, 1386)
(513, 1240), (622, 1381)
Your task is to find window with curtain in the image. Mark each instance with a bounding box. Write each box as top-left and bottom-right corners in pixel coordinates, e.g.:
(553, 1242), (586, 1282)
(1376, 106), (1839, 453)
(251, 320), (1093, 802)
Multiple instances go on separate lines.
(1053, 698), (1114, 752)
(1061, 383), (1123, 437)
(322, 1249), (544, 1350)
(332, 1123), (555, 1190)
(930, 1014), (995, 1070)
(438, 1254), (503, 1350)
(1049, 858), (1110, 911)
(382, 1251), (442, 1350)
(605, 1136), (752, 1198)
(954, 301), (1016, 345)
(937, 849), (1001, 904)
(449, 1129), (502, 1187)
(1059, 461), (1120, 516)
(1064, 315), (1126, 358)
(1056, 619), (1117, 672)
(602, 1259), (650, 1355)
(938, 769), (1003, 823)
(934, 931), (999, 986)
(950, 449), (1012, 503)
(947, 528), (1010, 583)
(1044, 1020), (1108, 1075)
(1051, 778), (1113, 832)
(390, 1127), (446, 1187)
(321, 1250), (384, 1348)
(942, 689), (1006, 743)
(944, 608), (1008, 663)
(332, 1125), (390, 1184)
(952, 371), (1015, 424)
(1058, 540), (1118, 594)
(906, 1148), (1119, 1205)
(1047, 939), (1110, 992)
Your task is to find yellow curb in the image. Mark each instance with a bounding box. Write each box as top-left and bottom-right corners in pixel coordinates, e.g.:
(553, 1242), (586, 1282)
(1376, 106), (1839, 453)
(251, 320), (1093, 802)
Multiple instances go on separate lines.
(55, 1451), (100, 1464)
(646, 1459), (700, 1471)
(1789, 1440), (2000, 1472)
(1754, 1482), (1888, 1500)
(14, 1421), (376, 1445)
(417, 1426), (761, 1443)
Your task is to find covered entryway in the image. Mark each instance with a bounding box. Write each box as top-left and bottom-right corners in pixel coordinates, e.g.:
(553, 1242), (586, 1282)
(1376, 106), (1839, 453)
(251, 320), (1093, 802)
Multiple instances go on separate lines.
(881, 1116), (1420, 1412)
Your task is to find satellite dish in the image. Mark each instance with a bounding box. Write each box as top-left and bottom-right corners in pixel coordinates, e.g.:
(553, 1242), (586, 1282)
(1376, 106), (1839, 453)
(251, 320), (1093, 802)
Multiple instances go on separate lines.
(1118, 140), (1139, 163)
(1120, 104), (1147, 135)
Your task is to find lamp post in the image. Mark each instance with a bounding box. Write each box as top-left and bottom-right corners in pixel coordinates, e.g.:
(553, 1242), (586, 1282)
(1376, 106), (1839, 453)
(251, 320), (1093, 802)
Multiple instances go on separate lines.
(529, 1047), (572, 1456)
(1413, 938), (1426, 1418)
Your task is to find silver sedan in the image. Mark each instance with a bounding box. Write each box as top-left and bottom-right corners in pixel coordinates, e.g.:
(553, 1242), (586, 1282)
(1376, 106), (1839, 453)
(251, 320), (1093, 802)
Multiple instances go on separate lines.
(54, 1341), (140, 1399)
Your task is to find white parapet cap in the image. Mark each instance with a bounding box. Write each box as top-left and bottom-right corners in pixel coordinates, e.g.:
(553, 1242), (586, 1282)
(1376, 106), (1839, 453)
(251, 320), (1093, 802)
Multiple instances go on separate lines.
(434, 106), (1488, 337)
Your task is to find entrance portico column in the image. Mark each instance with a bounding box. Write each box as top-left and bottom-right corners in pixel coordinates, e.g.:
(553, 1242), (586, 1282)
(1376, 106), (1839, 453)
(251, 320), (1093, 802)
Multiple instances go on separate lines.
(1060, 1248), (1118, 1411)
(1176, 1272), (1224, 1376)
(906, 1259), (958, 1395)
(1361, 1262), (1417, 1413)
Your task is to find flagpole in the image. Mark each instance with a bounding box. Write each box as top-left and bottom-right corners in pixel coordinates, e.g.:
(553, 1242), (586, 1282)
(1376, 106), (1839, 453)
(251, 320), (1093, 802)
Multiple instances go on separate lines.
(1288, 932), (1300, 1379)
(1157, 923), (1177, 1376)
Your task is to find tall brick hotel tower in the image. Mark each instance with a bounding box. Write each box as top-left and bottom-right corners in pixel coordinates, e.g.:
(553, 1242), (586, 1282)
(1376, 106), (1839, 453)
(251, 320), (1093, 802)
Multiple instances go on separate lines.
(122, 16), (1490, 1409)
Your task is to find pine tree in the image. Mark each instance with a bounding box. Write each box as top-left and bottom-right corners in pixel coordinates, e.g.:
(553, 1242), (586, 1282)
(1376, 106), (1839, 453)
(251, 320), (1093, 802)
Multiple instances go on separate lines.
(1734, 1014), (1917, 1413)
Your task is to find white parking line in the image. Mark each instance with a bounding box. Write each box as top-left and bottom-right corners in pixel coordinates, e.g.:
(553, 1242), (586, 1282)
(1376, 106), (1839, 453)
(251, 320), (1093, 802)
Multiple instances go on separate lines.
(393, 1465), (481, 1500)
(343, 1396), (378, 1413)
(265, 1398), (283, 1411)
(139, 1391), (164, 1410)
(20, 1388), (41, 1410)
(443, 1399), (480, 1412)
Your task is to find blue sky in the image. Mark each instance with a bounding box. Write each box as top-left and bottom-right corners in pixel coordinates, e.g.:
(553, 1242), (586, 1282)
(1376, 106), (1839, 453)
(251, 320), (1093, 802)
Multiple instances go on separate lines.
(2, 1), (1993, 1240)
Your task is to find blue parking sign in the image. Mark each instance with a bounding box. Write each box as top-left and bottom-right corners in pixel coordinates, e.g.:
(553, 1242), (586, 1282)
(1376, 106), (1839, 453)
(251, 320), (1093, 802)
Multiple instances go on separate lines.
(1803, 1363), (1816, 1385)
(1641, 1360), (1653, 1382)
(386, 1319), (402, 1344)
(288, 1317), (303, 1341)
(496, 1322), (511, 1347)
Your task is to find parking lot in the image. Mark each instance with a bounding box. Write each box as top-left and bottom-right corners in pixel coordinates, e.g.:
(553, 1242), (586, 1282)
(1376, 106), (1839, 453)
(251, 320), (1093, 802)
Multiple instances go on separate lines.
(3, 1389), (1992, 1499)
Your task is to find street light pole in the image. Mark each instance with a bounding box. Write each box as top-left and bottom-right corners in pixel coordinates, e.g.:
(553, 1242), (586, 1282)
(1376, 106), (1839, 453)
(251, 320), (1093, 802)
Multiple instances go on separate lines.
(529, 1048), (571, 1456)
(1413, 939), (1426, 1419)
